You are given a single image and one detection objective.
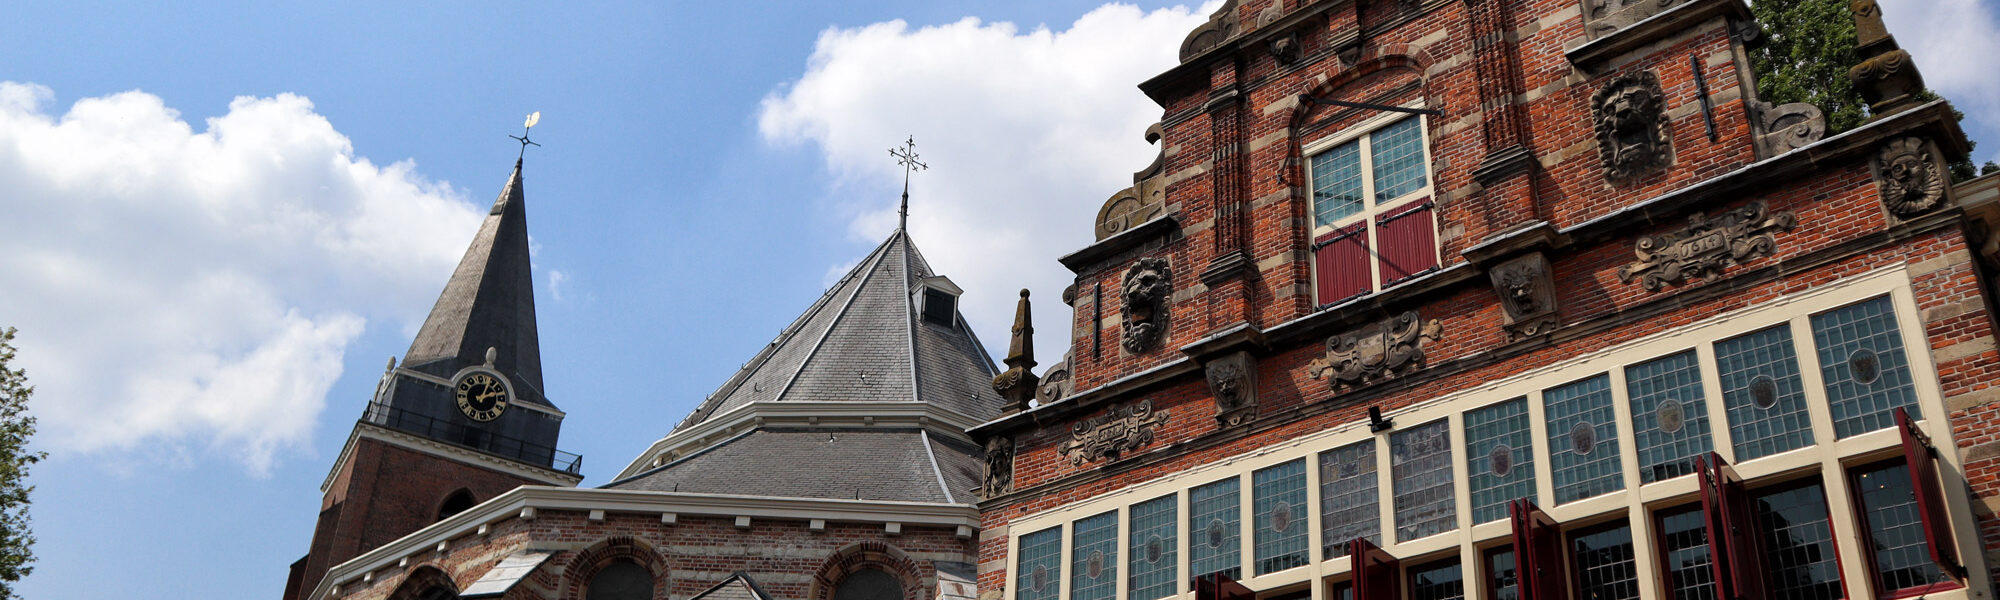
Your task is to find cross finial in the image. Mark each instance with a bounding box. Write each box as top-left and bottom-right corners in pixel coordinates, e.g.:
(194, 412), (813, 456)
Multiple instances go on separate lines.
(509, 111), (542, 161)
(888, 136), (927, 232)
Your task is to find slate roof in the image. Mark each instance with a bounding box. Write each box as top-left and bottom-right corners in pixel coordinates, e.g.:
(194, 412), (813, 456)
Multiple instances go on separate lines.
(402, 159), (550, 407)
(603, 427), (983, 503)
(688, 573), (775, 600)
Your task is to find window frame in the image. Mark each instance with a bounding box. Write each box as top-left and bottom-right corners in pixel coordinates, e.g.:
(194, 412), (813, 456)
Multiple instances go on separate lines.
(1845, 457), (1964, 599)
(1302, 108), (1441, 304)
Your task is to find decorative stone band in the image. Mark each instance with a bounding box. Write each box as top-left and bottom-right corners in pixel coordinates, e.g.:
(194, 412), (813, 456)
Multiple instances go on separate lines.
(1057, 400), (1170, 466)
(1616, 200), (1799, 291)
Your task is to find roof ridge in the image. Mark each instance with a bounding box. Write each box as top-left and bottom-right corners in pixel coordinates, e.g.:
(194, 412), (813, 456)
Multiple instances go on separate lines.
(919, 429), (954, 503)
(901, 230), (922, 408)
(771, 237), (898, 403)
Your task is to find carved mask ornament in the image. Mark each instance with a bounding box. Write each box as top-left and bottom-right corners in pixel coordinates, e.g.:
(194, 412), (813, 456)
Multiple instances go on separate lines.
(981, 436), (1015, 498)
(1121, 258), (1172, 354)
(1874, 136), (1946, 217)
(1489, 253), (1558, 340)
(1616, 200), (1798, 290)
(1204, 351), (1259, 426)
(1592, 70), (1673, 184)
(1307, 312), (1445, 390)
(1057, 401), (1169, 466)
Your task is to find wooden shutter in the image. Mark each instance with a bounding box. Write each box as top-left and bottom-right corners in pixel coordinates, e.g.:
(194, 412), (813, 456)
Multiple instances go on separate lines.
(1193, 572), (1254, 600)
(1314, 222), (1371, 306)
(1696, 453), (1765, 600)
(1508, 499), (1566, 600)
(1374, 197), (1438, 286)
(1896, 408), (1967, 579)
(1348, 538), (1400, 600)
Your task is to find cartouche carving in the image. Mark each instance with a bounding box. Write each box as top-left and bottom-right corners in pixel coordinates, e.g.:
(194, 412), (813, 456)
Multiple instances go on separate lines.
(1307, 312), (1445, 390)
(1616, 200), (1798, 291)
(1057, 401), (1169, 466)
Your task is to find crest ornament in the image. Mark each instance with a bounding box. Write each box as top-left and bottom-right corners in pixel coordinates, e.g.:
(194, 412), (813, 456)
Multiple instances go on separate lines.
(1307, 312), (1445, 390)
(1035, 356), (1074, 405)
(1205, 351), (1259, 426)
(1057, 400), (1169, 466)
(1592, 70), (1673, 184)
(1571, 422), (1599, 456)
(1873, 137), (1947, 217)
(1121, 258), (1172, 354)
(981, 436), (1015, 498)
(1488, 253), (1558, 340)
(1616, 200), (1798, 291)
(1749, 375), (1779, 409)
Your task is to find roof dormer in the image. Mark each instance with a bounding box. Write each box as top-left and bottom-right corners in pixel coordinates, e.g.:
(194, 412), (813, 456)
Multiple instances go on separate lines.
(915, 275), (963, 328)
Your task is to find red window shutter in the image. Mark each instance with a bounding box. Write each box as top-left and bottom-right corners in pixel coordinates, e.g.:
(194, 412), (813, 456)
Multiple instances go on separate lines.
(1897, 408), (1967, 579)
(1349, 538), (1400, 600)
(1314, 222), (1371, 305)
(1508, 499), (1567, 600)
(1374, 197), (1438, 286)
(1192, 572), (1254, 600)
(1697, 453), (1766, 600)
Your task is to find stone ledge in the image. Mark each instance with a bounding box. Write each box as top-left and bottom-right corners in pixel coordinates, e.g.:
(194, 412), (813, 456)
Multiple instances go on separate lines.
(1564, 0), (1749, 73)
(1058, 216), (1180, 273)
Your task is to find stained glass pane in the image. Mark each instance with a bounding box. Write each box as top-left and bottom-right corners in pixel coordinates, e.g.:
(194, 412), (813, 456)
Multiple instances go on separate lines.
(1319, 440), (1379, 558)
(1485, 549), (1518, 600)
(1751, 483), (1844, 600)
(1252, 459), (1309, 574)
(1311, 142), (1364, 227)
(1393, 420), (1456, 542)
(1853, 463), (1952, 592)
(1571, 524), (1640, 600)
(1811, 297), (1920, 437)
(1128, 495), (1178, 600)
(1409, 560), (1465, 600)
(1545, 375), (1623, 503)
(1016, 527), (1063, 600)
(1370, 117), (1429, 202)
(1658, 508), (1716, 600)
(1071, 512), (1118, 600)
(1715, 325), (1814, 460)
(1627, 351), (1713, 483)
(1189, 477), (1241, 580)
(1466, 398), (1534, 523)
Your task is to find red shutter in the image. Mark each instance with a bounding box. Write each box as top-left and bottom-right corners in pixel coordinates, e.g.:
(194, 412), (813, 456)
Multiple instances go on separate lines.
(1193, 572), (1254, 600)
(1897, 408), (1967, 579)
(1508, 499), (1567, 600)
(1697, 453), (1766, 600)
(1314, 222), (1371, 306)
(1349, 538), (1400, 600)
(1374, 197), (1438, 286)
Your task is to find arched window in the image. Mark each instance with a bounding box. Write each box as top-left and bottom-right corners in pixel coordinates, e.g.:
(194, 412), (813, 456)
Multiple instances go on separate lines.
(436, 489), (475, 522)
(832, 568), (903, 600)
(586, 559), (653, 600)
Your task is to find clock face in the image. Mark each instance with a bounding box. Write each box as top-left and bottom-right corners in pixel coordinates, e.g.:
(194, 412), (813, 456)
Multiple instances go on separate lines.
(454, 372), (509, 422)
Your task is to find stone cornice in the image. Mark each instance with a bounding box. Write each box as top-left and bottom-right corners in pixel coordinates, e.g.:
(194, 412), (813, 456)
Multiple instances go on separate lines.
(613, 401), (988, 481)
(321, 422), (583, 493)
(309, 486), (980, 600)
(1564, 0), (1750, 73)
(1059, 216), (1181, 274)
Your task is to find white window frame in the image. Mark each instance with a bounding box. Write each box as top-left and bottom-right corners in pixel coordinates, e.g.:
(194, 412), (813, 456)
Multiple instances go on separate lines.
(1302, 107), (1441, 302)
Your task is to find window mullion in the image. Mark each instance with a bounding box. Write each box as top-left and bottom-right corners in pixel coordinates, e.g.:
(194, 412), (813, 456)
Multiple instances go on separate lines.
(1357, 136), (1382, 290)
(1526, 390), (1553, 507)
(1177, 491), (1191, 599)
(1059, 523), (1074, 600)
(1695, 343), (1736, 465)
(1305, 444), (1327, 568)
(1115, 506), (1131, 600)
(1373, 434), (1394, 554)
(1237, 472), (1255, 581)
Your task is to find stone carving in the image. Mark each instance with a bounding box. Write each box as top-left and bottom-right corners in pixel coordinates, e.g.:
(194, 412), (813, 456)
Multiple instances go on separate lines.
(1035, 354), (1073, 405)
(992, 289), (1040, 414)
(1178, 0), (1238, 63)
(1848, 0), (1925, 116)
(1096, 124), (1168, 241)
(1307, 312), (1445, 390)
(1204, 351), (1259, 426)
(1121, 258), (1171, 354)
(981, 436), (1014, 498)
(1750, 101), (1827, 158)
(1583, 0), (1689, 38)
(1616, 200), (1798, 290)
(1057, 401), (1169, 466)
(1873, 137), (1947, 218)
(1592, 70), (1673, 184)
(1488, 253), (1558, 340)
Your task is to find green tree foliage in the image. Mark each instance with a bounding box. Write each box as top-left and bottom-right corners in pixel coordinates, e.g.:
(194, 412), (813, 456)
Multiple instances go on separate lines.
(0, 329), (43, 599)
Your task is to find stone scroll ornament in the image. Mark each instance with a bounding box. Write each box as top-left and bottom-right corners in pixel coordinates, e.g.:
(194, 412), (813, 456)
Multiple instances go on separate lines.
(981, 436), (1014, 498)
(1592, 70), (1673, 184)
(1056, 400), (1169, 466)
(1616, 200), (1798, 291)
(1307, 312), (1445, 390)
(1874, 136), (1947, 218)
(1750, 100), (1827, 158)
(1204, 351), (1259, 427)
(1489, 253), (1558, 341)
(1584, 0), (1690, 39)
(1035, 355), (1074, 406)
(1121, 258), (1171, 354)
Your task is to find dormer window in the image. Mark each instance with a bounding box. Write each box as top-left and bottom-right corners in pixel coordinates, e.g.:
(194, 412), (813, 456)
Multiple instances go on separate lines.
(915, 276), (963, 328)
(1307, 113), (1440, 306)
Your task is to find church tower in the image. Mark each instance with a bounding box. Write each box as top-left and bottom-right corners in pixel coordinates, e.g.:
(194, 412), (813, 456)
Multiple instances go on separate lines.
(284, 158), (582, 600)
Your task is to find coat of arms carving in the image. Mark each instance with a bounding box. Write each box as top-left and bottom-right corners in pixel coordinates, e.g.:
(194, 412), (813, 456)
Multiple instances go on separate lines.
(1616, 200), (1798, 291)
(1307, 312), (1445, 390)
(1057, 400), (1169, 466)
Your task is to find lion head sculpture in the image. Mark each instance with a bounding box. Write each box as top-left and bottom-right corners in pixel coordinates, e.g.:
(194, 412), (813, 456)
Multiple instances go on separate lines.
(1121, 258), (1171, 353)
(1592, 70), (1672, 183)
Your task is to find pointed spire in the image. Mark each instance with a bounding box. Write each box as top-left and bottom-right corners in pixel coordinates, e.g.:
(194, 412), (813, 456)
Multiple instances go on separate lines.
(992, 289), (1039, 414)
(402, 158), (546, 404)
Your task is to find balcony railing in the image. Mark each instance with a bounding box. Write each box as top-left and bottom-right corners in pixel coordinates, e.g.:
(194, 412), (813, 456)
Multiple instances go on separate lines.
(361, 401), (582, 475)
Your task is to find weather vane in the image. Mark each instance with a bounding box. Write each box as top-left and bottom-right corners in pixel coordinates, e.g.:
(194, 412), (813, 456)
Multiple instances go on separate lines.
(888, 136), (927, 231)
(510, 111), (542, 160)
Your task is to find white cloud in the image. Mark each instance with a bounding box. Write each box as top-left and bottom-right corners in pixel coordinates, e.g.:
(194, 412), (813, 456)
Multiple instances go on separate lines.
(1881, 0), (2000, 162)
(549, 270), (569, 302)
(759, 2), (1215, 364)
(0, 82), (485, 475)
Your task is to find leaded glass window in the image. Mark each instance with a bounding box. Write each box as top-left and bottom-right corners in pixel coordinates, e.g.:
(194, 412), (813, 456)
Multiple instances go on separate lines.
(1189, 477), (1241, 580)
(1128, 495), (1177, 600)
(1571, 523), (1639, 600)
(1545, 375), (1623, 503)
(1465, 399), (1534, 524)
(1408, 560), (1465, 600)
(1484, 549), (1518, 600)
(1811, 297), (1920, 437)
(1371, 117), (1429, 201)
(1252, 459), (1308, 574)
(1658, 508), (1716, 600)
(1311, 143), (1364, 227)
(1393, 420), (1456, 542)
(1017, 527), (1062, 600)
(1627, 351), (1713, 483)
(1318, 440), (1378, 558)
(1852, 462), (1953, 593)
(1071, 512), (1118, 600)
(1715, 325), (1814, 460)
(1751, 482), (1845, 600)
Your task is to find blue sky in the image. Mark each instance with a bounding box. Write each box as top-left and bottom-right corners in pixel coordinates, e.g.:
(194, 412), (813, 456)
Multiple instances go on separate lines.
(3, 1), (1998, 599)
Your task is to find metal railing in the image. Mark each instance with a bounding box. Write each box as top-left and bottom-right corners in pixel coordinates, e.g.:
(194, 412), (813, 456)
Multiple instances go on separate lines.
(361, 401), (582, 475)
